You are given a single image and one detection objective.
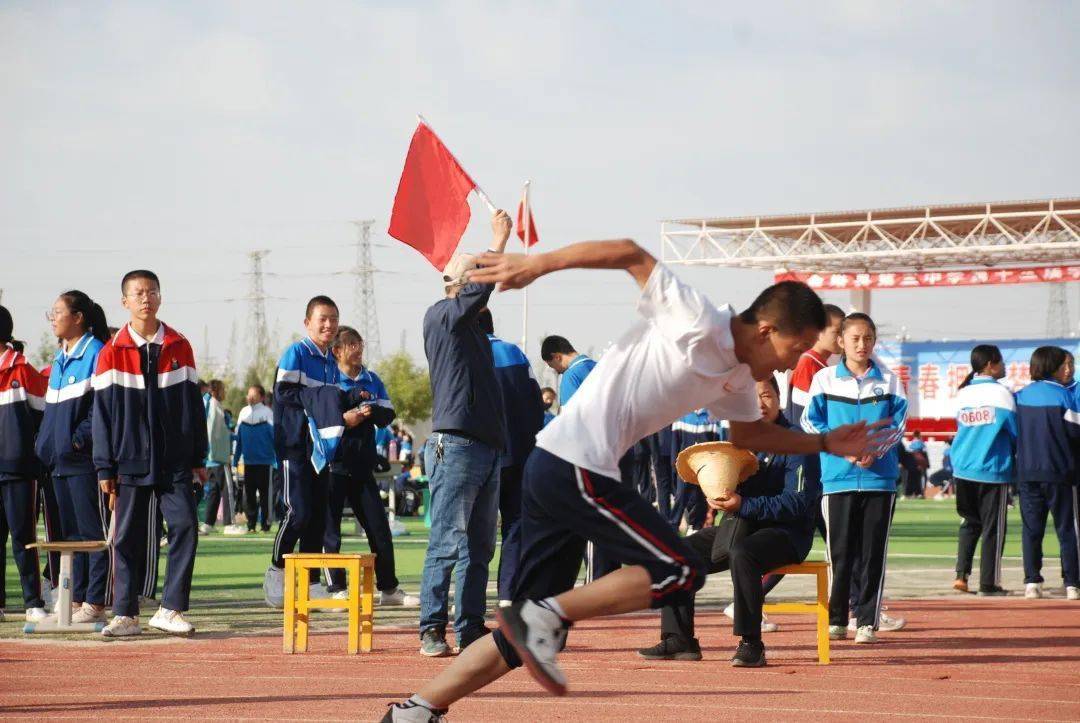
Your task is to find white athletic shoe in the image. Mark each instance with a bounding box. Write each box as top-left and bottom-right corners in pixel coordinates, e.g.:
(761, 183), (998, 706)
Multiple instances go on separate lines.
(847, 617), (857, 632)
(854, 625), (878, 644)
(24, 607), (48, 623)
(1067, 586), (1080, 601)
(264, 565), (285, 608)
(325, 589), (349, 612)
(723, 602), (735, 620)
(384, 700), (448, 722)
(198, 523), (213, 535)
(72, 603), (108, 624)
(149, 607), (194, 636)
(497, 600), (570, 696)
(53, 597), (79, 616)
(878, 612), (906, 632)
(1025, 583), (1043, 599)
(102, 615), (142, 638)
(380, 588), (420, 607)
(828, 625), (847, 640)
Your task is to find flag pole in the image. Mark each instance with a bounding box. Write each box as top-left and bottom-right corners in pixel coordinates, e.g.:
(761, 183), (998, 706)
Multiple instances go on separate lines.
(416, 114), (497, 214)
(522, 180), (531, 355)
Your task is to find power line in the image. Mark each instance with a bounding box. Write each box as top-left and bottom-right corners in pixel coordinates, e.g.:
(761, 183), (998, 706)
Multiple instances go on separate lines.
(351, 220), (382, 361)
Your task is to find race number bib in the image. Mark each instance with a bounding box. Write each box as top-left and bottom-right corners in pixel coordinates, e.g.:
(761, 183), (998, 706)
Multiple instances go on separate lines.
(958, 406), (995, 427)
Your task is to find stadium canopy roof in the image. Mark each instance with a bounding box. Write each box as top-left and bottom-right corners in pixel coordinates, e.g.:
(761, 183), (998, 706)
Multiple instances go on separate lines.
(660, 197), (1080, 273)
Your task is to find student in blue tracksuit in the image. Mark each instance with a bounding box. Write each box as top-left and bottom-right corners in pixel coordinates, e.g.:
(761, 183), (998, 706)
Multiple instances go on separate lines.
(540, 335), (596, 406)
(0, 305), (49, 623)
(669, 410), (724, 530)
(1014, 345), (1080, 600)
(234, 384), (275, 533)
(478, 310), (545, 602)
(36, 291), (112, 623)
(951, 345), (1017, 596)
(802, 312), (907, 644)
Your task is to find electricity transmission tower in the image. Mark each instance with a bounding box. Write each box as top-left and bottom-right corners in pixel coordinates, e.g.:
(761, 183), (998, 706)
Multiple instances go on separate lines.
(351, 220), (382, 360)
(1046, 283), (1072, 337)
(246, 250), (273, 370)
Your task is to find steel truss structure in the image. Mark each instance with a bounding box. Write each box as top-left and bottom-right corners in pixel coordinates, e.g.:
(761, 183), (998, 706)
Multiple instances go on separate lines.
(661, 198), (1080, 273)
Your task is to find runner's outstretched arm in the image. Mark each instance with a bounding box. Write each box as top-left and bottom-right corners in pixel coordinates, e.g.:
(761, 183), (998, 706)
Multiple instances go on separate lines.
(470, 239), (656, 291)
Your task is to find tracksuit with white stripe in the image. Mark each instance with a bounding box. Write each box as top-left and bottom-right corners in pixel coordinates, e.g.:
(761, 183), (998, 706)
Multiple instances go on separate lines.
(35, 333), (112, 607)
(92, 323), (207, 617)
(234, 402), (275, 532)
(1014, 379), (1080, 588)
(802, 358), (907, 629)
(950, 376), (1017, 591)
(0, 343), (48, 611)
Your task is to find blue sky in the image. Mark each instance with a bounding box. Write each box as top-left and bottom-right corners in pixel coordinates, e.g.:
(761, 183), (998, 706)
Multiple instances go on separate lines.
(2, 1), (1078, 377)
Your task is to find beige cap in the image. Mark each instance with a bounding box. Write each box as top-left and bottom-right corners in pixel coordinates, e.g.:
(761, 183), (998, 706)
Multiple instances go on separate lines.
(443, 253), (478, 290)
(675, 441), (759, 500)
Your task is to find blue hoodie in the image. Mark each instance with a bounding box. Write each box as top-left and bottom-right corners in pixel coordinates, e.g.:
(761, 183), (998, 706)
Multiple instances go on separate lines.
(951, 376), (1017, 484)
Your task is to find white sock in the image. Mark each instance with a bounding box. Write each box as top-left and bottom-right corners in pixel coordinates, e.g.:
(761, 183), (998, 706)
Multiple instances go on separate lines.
(540, 597), (568, 621)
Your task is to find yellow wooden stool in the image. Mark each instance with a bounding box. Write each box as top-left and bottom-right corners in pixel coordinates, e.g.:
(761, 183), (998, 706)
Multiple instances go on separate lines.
(762, 560), (830, 664)
(283, 553), (375, 654)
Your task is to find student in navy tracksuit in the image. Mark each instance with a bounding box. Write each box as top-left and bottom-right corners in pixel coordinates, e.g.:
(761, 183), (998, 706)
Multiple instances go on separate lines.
(478, 310), (545, 601)
(35, 291), (113, 622)
(802, 313), (907, 644)
(1014, 345), (1080, 600)
(951, 345), (1017, 596)
(93, 270), (208, 637)
(264, 295), (363, 606)
(0, 305), (49, 622)
(234, 384), (275, 532)
(640, 378), (821, 666)
(323, 325), (415, 606)
(669, 410), (724, 530)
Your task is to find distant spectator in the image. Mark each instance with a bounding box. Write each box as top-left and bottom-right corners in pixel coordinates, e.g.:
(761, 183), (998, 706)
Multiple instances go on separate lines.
(540, 335), (595, 405)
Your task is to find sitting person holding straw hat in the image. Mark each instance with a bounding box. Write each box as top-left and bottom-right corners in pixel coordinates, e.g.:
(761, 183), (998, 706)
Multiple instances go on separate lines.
(639, 377), (821, 667)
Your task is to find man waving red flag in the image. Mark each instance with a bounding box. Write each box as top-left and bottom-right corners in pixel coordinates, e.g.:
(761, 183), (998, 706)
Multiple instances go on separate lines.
(389, 121), (480, 271)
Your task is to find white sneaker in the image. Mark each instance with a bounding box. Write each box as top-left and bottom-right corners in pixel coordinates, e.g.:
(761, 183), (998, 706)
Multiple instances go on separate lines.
(380, 588), (420, 607)
(760, 612), (779, 633)
(326, 589), (349, 612)
(53, 597), (80, 616)
(72, 603), (108, 624)
(879, 612), (906, 632)
(198, 523), (212, 535)
(854, 625), (878, 644)
(1025, 583), (1043, 599)
(385, 700), (448, 722)
(264, 565), (285, 608)
(828, 625), (847, 640)
(149, 607), (194, 636)
(847, 617), (857, 632)
(24, 607), (48, 623)
(722, 602), (735, 620)
(1067, 586), (1080, 601)
(497, 600), (570, 696)
(102, 615), (142, 638)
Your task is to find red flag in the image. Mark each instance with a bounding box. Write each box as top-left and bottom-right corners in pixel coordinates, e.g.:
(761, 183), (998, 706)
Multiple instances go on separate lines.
(516, 198), (539, 247)
(389, 122), (477, 271)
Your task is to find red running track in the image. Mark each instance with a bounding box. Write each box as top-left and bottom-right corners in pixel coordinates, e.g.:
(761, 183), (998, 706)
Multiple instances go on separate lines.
(2, 599), (1079, 721)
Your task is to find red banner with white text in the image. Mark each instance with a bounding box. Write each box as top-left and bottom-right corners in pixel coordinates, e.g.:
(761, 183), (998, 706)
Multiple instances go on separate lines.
(775, 265), (1080, 290)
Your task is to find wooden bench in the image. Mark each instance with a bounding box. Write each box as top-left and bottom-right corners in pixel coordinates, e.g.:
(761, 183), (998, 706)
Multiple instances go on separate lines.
(762, 560), (830, 664)
(24, 540), (109, 634)
(283, 553), (375, 654)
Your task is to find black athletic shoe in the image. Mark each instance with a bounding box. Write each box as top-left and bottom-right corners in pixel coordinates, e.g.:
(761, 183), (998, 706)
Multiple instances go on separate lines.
(637, 636), (703, 661)
(380, 700), (448, 722)
(419, 627), (451, 657)
(496, 600), (570, 696)
(454, 625), (491, 653)
(731, 639), (766, 668)
(978, 586), (1009, 597)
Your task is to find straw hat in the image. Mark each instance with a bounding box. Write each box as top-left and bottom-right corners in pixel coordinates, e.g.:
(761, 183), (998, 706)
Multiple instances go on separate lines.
(675, 441), (759, 500)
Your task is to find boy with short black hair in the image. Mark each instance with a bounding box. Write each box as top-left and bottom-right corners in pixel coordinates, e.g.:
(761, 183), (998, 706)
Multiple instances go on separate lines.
(93, 269), (208, 637)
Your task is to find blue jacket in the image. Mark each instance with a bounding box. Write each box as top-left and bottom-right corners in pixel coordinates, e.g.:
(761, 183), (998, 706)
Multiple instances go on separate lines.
(559, 354), (596, 405)
(273, 337), (341, 464)
(36, 333), (103, 476)
(488, 334), (544, 467)
(301, 386), (349, 473)
(671, 409), (723, 482)
(951, 376), (1018, 484)
(802, 358), (907, 494)
(737, 417), (823, 560)
(0, 344), (47, 479)
(423, 283), (505, 450)
(91, 323), (208, 484)
(234, 402), (276, 466)
(1015, 379), (1080, 484)
(333, 366), (396, 476)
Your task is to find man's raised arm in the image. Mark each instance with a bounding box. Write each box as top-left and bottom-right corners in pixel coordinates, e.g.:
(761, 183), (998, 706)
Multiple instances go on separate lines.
(470, 239), (657, 291)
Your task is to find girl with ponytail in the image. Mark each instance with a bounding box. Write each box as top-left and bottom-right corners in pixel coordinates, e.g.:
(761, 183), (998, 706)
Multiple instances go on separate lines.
(34, 291), (113, 622)
(950, 344), (1015, 595)
(0, 304), (50, 621)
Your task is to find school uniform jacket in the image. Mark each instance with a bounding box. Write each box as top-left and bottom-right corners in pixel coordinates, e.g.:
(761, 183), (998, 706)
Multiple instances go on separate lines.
(801, 357), (907, 494)
(91, 323), (208, 482)
(1014, 379), (1080, 485)
(273, 337), (341, 464)
(950, 376), (1018, 484)
(786, 348), (830, 425)
(488, 334), (544, 468)
(234, 403), (276, 466)
(35, 333), (103, 477)
(0, 344), (47, 479)
(333, 367), (396, 476)
(670, 409), (724, 482)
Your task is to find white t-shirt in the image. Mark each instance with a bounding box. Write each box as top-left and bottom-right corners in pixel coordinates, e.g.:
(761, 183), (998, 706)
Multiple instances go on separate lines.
(536, 263), (761, 480)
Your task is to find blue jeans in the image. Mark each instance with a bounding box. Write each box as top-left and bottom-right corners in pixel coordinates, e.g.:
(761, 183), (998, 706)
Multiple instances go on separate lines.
(419, 432), (501, 637)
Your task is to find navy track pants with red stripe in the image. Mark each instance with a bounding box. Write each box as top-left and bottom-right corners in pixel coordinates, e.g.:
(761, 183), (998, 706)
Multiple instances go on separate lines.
(493, 447), (706, 669)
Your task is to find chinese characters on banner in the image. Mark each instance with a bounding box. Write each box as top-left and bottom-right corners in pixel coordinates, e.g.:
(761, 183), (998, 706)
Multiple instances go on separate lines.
(776, 265), (1080, 290)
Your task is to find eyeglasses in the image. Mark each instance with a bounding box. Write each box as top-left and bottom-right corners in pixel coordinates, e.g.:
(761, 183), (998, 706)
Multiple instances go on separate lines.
(125, 290), (161, 301)
(45, 309), (67, 322)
